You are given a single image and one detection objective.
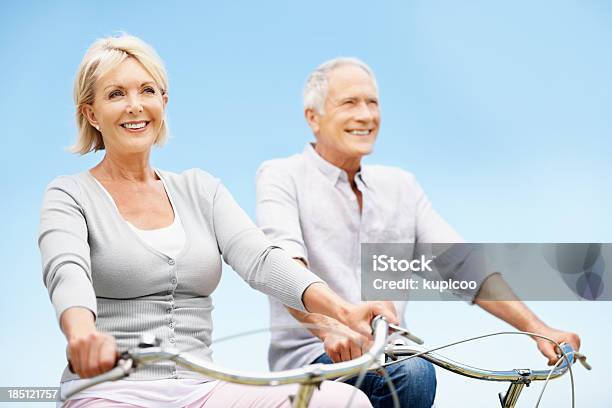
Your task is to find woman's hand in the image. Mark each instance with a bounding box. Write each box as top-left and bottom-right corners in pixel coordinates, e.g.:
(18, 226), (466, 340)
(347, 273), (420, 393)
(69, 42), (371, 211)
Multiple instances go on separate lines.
(302, 283), (399, 339)
(67, 330), (118, 378)
(61, 307), (118, 378)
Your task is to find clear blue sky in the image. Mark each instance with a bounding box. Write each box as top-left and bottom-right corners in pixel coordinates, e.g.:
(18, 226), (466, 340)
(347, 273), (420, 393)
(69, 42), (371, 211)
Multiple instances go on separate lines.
(1, 1), (610, 406)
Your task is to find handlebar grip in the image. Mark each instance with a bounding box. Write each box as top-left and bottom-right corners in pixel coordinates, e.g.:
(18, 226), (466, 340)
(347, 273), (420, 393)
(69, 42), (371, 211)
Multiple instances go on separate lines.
(66, 347), (128, 375)
(370, 315), (388, 334)
(557, 343), (575, 366)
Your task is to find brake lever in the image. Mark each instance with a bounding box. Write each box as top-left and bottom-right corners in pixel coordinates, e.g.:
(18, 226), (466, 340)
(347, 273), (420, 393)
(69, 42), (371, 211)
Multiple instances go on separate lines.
(576, 353), (592, 370)
(388, 323), (424, 345)
(556, 343), (592, 370)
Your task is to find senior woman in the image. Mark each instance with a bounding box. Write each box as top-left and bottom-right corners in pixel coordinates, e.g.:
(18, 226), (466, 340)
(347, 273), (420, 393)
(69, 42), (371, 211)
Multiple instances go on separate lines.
(39, 35), (393, 407)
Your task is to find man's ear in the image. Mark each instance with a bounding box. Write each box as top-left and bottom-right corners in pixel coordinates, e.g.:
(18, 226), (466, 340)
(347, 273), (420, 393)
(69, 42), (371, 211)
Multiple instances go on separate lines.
(304, 108), (320, 136)
(82, 104), (99, 130)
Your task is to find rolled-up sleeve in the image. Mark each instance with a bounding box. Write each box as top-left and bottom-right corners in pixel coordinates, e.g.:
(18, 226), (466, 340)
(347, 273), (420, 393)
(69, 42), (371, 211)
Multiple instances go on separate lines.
(211, 180), (322, 311)
(38, 177), (97, 323)
(256, 163), (308, 263)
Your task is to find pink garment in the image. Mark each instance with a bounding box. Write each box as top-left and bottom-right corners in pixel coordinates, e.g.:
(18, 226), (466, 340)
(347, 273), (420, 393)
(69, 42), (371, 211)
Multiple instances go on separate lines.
(62, 380), (372, 407)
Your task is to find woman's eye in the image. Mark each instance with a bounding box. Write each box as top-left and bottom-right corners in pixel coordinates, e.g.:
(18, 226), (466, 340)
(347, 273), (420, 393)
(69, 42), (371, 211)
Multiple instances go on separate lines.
(108, 90), (123, 98)
(143, 86), (156, 94)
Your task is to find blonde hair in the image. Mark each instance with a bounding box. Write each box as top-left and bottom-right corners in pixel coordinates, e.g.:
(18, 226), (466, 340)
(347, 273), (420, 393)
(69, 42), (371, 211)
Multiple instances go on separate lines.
(71, 34), (169, 154)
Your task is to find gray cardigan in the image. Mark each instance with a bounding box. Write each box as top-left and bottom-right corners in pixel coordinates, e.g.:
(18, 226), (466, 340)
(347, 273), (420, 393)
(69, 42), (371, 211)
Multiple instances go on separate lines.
(38, 168), (322, 382)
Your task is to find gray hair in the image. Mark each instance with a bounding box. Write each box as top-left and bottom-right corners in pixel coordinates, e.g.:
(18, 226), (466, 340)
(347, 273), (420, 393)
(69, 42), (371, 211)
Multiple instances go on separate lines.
(303, 57), (378, 114)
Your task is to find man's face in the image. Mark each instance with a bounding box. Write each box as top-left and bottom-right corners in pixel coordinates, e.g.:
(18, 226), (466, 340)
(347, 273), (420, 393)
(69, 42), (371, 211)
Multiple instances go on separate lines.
(307, 65), (380, 162)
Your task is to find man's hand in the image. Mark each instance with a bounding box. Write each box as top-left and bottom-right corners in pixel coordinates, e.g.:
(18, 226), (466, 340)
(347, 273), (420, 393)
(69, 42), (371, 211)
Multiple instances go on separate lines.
(474, 274), (582, 366)
(377, 301), (398, 320)
(320, 302), (397, 363)
(321, 319), (370, 363)
(340, 301), (399, 339)
(289, 296), (398, 362)
(533, 325), (581, 366)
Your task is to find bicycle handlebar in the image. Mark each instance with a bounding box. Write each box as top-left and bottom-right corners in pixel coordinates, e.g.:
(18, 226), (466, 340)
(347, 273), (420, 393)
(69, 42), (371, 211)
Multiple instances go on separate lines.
(385, 342), (584, 384)
(63, 319), (590, 407)
(63, 316), (390, 401)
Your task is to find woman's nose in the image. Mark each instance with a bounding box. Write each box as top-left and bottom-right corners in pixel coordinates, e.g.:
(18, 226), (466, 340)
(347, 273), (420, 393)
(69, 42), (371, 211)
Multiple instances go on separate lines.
(126, 94), (144, 114)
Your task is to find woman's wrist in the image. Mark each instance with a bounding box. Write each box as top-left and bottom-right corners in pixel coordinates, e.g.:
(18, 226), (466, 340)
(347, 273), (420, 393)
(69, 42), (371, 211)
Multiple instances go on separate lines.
(302, 282), (353, 324)
(60, 307), (96, 340)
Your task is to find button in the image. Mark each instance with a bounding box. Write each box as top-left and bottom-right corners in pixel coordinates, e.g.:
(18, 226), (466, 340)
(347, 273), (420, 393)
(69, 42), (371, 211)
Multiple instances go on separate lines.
(171, 278), (177, 284)
(169, 337), (175, 343)
(168, 259), (175, 265)
(166, 308), (172, 314)
(169, 322), (175, 329)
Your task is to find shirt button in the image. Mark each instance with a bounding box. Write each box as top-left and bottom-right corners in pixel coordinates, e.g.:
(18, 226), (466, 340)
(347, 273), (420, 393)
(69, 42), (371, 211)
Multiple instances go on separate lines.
(168, 259), (175, 265)
(169, 337), (175, 344)
(169, 322), (175, 329)
(166, 308), (172, 314)
(171, 278), (177, 284)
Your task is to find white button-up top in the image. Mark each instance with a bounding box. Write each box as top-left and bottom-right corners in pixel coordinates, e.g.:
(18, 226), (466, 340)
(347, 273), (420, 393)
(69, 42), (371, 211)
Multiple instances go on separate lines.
(256, 143), (466, 371)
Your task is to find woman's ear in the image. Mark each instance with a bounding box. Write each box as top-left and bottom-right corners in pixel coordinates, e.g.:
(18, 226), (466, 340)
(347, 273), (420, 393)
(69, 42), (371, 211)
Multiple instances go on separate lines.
(82, 104), (100, 130)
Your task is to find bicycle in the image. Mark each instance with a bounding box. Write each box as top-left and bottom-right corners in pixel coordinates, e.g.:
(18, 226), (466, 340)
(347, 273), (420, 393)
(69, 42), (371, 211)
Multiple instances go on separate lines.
(62, 317), (590, 408)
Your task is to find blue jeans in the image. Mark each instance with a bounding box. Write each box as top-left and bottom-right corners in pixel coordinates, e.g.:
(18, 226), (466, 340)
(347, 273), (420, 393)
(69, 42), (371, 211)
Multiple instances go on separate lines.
(312, 353), (436, 408)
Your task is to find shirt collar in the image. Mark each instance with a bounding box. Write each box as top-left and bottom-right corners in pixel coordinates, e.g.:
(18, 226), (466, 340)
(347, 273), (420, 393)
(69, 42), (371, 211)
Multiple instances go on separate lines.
(303, 143), (369, 188)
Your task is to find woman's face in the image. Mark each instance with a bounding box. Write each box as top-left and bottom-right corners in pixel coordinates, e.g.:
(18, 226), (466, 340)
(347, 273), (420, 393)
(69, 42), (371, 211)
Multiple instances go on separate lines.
(84, 57), (167, 155)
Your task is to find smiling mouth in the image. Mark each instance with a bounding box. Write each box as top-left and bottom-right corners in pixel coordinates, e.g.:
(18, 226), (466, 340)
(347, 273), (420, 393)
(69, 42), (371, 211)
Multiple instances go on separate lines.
(347, 129), (373, 136)
(120, 121), (150, 130)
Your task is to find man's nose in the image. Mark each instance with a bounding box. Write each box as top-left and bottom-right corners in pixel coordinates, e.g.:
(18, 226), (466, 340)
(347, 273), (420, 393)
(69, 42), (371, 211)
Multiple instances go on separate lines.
(354, 101), (374, 122)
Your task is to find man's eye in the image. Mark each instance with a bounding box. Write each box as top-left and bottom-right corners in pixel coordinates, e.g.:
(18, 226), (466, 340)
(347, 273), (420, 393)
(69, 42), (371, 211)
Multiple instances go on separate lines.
(368, 100), (379, 106)
(343, 100), (355, 105)
(143, 86), (156, 94)
(109, 90), (123, 98)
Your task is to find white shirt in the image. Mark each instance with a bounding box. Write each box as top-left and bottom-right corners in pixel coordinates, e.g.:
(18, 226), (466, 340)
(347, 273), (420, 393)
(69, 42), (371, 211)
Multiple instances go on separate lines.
(256, 143), (473, 371)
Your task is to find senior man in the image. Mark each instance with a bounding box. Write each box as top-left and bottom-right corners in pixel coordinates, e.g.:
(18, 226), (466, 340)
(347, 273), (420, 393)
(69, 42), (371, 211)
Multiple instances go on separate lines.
(255, 57), (580, 407)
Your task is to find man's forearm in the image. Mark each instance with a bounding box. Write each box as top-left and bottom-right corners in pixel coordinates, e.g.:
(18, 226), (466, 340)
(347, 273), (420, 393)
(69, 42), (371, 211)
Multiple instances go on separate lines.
(474, 273), (545, 332)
